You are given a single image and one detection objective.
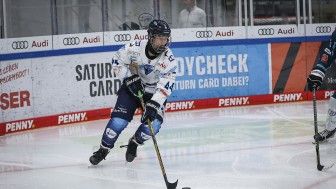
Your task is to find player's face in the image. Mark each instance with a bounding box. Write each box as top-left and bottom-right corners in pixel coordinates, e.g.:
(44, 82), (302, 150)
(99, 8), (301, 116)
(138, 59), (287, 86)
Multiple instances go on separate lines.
(152, 34), (169, 50)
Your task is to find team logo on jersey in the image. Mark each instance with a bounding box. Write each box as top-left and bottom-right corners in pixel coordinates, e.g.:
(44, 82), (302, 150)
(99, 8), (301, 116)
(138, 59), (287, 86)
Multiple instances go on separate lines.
(159, 62), (166, 69)
(321, 54), (328, 63)
(143, 65), (154, 75)
(129, 51), (140, 57)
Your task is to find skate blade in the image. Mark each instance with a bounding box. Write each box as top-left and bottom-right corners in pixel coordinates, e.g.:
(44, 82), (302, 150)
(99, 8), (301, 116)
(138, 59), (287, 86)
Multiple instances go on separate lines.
(87, 164), (104, 168)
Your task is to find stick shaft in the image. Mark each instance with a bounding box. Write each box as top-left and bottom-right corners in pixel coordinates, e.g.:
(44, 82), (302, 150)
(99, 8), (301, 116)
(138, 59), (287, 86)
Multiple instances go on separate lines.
(130, 62), (177, 188)
(138, 91), (168, 175)
(312, 87), (322, 169)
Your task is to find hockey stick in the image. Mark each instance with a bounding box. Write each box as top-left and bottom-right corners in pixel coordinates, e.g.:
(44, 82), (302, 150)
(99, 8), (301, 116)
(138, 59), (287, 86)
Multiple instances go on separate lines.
(130, 62), (178, 189)
(312, 86), (334, 171)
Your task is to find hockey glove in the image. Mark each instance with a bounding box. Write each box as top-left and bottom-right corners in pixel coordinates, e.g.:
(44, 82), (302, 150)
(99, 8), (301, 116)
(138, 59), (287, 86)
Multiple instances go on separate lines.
(141, 100), (160, 123)
(307, 68), (325, 91)
(124, 75), (144, 96)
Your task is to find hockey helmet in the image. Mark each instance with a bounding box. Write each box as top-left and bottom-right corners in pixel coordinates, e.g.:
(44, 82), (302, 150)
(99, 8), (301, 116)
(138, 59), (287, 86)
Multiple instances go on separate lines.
(147, 20), (171, 53)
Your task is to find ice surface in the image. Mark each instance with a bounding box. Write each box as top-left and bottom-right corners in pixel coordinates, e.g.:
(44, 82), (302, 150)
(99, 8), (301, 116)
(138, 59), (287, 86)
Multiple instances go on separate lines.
(1, 101), (336, 189)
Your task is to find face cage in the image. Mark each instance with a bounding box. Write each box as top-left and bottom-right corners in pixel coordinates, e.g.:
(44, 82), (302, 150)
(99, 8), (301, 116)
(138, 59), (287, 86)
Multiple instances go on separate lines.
(149, 34), (171, 53)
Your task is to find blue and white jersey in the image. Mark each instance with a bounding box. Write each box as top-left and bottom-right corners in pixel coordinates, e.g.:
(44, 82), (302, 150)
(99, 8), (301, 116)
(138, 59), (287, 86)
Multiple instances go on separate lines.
(111, 40), (177, 106)
(316, 28), (336, 71)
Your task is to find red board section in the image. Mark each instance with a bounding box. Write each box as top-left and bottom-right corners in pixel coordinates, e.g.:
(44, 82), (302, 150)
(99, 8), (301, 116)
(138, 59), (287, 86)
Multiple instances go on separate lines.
(1, 91), (333, 135)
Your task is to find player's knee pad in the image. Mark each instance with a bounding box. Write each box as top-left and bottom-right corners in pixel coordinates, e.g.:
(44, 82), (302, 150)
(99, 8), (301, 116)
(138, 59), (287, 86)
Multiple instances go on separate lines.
(134, 119), (162, 143)
(326, 97), (336, 131)
(101, 117), (128, 148)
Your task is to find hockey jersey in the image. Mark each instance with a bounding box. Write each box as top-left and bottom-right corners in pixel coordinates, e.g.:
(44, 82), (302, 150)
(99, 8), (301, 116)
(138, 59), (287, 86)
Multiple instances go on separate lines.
(316, 28), (336, 72)
(111, 40), (177, 106)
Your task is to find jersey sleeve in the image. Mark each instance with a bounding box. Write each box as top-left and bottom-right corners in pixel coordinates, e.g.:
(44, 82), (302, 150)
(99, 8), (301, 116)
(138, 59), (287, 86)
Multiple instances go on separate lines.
(151, 50), (178, 106)
(315, 29), (336, 72)
(111, 43), (132, 80)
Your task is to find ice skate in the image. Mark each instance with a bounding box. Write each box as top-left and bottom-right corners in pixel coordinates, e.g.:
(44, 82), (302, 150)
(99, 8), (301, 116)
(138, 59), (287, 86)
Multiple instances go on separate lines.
(89, 147), (110, 165)
(122, 136), (142, 162)
(314, 129), (336, 142)
(315, 103), (336, 142)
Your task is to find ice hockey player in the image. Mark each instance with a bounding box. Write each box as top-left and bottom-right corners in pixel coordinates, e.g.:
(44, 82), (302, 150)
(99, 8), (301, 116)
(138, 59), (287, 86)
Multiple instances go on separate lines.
(307, 28), (336, 142)
(89, 19), (177, 165)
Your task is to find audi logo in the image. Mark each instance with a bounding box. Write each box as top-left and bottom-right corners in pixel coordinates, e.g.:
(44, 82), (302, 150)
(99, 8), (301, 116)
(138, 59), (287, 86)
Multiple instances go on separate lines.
(316, 26), (332, 33)
(63, 37), (80, 45)
(258, 28), (275, 36)
(114, 34), (131, 42)
(12, 41), (29, 50)
(195, 31), (213, 38)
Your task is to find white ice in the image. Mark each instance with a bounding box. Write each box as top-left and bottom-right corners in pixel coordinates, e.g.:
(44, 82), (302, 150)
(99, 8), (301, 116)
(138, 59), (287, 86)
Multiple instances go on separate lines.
(1, 101), (336, 189)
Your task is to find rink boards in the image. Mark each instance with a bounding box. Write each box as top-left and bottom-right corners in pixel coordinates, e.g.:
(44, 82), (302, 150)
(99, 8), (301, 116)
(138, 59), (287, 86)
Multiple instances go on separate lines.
(1, 24), (336, 135)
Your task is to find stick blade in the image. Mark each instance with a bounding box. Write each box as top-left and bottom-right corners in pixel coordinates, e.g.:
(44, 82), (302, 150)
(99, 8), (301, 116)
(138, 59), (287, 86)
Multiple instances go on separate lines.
(166, 179), (178, 189)
(318, 163), (334, 171)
